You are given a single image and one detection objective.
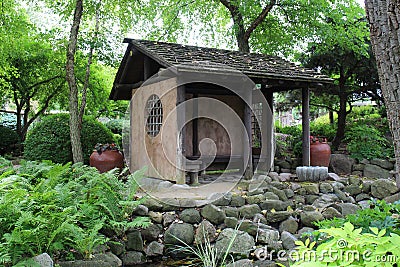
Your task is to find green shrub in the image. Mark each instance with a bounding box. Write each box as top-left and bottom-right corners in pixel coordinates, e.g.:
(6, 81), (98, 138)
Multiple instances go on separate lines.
(0, 126), (19, 155)
(292, 222), (400, 266)
(24, 114), (115, 164)
(310, 122), (336, 142)
(345, 124), (394, 160)
(316, 199), (400, 236)
(0, 158), (150, 265)
(105, 119), (124, 135)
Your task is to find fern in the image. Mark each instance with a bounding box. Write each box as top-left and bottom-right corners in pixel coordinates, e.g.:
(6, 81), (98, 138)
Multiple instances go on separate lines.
(0, 157), (149, 265)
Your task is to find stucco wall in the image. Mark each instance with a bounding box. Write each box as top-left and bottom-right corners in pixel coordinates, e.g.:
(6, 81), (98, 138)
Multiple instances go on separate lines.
(130, 78), (183, 183)
(185, 94), (245, 157)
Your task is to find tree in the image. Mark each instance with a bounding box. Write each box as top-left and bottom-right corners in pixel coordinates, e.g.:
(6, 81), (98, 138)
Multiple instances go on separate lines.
(365, 0), (400, 187)
(0, 2), (66, 141)
(66, 0), (84, 163)
(142, 0), (331, 55)
(298, 0), (378, 149)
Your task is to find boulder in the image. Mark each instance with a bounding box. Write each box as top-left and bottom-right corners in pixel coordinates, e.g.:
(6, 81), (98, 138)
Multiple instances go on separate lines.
(226, 259), (254, 267)
(300, 211), (324, 227)
(246, 194), (266, 204)
(344, 184), (362, 196)
(164, 223), (194, 245)
(259, 200), (290, 211)
(162, 212), (176, 227)
(371, 179), (398, 199)
(215, 228), (255, 258)
(224, 206), (239, 218)
(330, 203), (360, 216)
(121, 251), (146, 266)
(364, 164), (390, 179)
(230, 194), (246, 207)
(329, 154), (354, 174)
(141, 224), (162, 242)
(370, 158), (394, 170)
(126, 230), (143, 251)
(180, 208), (201, 224)
(194, 220), (217, 244)
(321, 207), (342, 219)
(201, 204), (226, 224)
(257, 229), (280, 245)
(209, 192), (232, 206)
(279, 217), (299, 234)
(59, 253), (122, 267)
(302, 183), (320, 195)
(238, 204), (262, 219)
(312, 194), (339, 209)
(266, 211), (292, 223)
(33, 253), (53, 267)
(145, 241), (164, 257)
(148, 211), (163, 223)
(281, 231), (297, 250)
(132, 205), (148, 216)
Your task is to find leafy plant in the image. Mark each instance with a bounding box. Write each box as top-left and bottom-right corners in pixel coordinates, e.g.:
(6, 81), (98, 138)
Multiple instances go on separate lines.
(105, 119), (124, 135)
(24, 114), (115, 164)
(345, 124), (394, 160)
(0, 125), (19, 155)
(169, 220), (244, 267)
(315, 199), (400, 236)
(0, 158), (150, 265)
(292, 222), (400, 266)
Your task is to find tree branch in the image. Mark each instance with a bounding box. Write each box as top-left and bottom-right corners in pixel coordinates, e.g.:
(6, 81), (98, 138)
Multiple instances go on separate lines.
(310, 103), (339, 113)
(0, 110), (18, 115)
(26, 75), (62, 93)
(244, 0), (276, 40)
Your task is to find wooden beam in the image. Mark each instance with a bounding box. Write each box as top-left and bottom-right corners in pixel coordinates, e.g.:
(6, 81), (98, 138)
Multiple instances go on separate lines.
(302, 87), (310, 166)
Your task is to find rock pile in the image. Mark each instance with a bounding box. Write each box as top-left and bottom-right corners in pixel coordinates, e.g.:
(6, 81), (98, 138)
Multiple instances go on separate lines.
(57, 174), (399, 267)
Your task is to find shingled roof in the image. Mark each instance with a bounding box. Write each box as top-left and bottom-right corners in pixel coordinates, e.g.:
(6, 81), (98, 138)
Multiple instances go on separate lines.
(110, 38), (332, 100)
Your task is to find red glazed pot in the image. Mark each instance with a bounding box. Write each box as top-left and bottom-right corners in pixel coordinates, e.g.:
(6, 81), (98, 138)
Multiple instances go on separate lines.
(89, 150), (124, 173)
(310, 136), (331, 167)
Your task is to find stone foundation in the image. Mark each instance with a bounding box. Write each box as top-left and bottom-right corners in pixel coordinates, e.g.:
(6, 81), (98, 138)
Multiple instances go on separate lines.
(57, 173), (400, 267)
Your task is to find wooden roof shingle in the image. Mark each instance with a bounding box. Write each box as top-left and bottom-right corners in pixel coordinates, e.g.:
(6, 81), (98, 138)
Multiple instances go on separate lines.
(110, 38), (332, 100)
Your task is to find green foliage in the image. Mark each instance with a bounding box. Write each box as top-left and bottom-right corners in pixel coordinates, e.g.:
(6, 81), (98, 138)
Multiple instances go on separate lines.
(24, 114), (115, 164)
(310, 121), (336, 142)
(316, 199), (400, 236)
(170, 220), (244, 267)
(105, 119), (124, 135)
(0, 158), (150, 265)
(275, 125), (303, 157)
(292, 222), (400, 266)
(345, 124), (393, 160)
(0, 126), (19, 155)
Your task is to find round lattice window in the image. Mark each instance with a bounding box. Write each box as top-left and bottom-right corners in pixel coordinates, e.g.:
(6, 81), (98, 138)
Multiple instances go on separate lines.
(145, 94), (163, 137)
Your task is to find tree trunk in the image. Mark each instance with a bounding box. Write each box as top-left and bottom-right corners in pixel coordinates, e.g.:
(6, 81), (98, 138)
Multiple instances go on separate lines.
(332, 93), (348, 149)
(365, 0), (400, 187)
(66, 0), (84, 163)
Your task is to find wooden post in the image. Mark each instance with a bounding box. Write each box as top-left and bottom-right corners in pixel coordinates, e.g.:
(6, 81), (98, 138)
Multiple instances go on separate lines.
(244, 100), (253, 179)
(302, 87), (310, 166)
(192, 94), (198, 156)
(261, 85), (274, 172)
(176, 85), (186, 184)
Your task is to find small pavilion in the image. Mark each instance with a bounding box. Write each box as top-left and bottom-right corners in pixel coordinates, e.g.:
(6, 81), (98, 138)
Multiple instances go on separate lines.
(110, 39), (332, 184)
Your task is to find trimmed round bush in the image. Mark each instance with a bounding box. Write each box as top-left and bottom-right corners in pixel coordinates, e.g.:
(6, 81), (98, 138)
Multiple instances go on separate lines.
(0, 126), (19, 155)
(105, 119), (124, 135)
(25, 114), (115, 164)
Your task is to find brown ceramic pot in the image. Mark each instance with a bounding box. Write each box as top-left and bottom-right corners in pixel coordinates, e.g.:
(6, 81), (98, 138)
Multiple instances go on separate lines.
(89, 150), (124, 173)
(310, 136), (331, 167)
